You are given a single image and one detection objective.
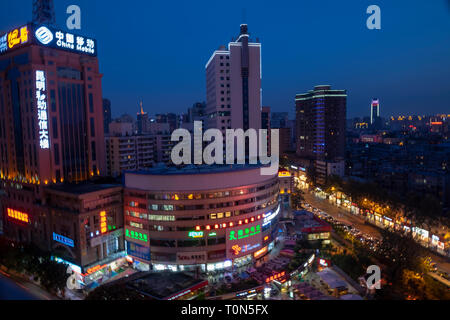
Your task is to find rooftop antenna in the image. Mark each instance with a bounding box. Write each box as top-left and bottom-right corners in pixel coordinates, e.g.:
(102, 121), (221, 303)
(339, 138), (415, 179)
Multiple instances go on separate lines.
(32, 0), (56, 26)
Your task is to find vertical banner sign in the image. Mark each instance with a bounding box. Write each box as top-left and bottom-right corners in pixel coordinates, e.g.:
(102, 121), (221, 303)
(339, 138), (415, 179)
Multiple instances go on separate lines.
(100, 211), (107, 234)
(36, 70), (49, 149)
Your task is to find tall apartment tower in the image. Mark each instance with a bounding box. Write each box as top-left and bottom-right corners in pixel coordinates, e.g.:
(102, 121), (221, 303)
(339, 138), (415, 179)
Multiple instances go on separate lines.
(296, 85), (347, 184)
(205, 24), (261, 135)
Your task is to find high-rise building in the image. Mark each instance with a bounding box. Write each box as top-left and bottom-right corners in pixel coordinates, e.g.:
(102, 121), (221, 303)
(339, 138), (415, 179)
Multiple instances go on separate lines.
(370, 98), (380, 125)
(0, 24), (105, 186)
(188, 102), (206, 123)
(296, 85), (347, 184)
(103, 98), (112, 134)
(370, 98), (382, 130)
(205, 24), (261, 134)
(137, 101), (149, 134)
(0, 23), (113, 271)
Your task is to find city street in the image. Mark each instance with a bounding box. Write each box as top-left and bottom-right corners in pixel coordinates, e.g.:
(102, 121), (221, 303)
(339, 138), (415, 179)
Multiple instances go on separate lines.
(302, 191), (450, 277)
(0, 269), (56, 300)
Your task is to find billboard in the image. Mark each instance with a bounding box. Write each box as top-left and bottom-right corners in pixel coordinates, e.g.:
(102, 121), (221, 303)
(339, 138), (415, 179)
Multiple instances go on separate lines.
(226, 221), (263, 259)
(0, 24), (97, 57)
(126, 241), (151, 262)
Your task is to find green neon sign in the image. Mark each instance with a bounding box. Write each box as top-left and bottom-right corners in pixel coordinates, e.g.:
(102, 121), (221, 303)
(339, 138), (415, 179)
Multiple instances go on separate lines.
(228, 225), (261, 241)
(188, 231), (204, 238)
(208, 232), (217, 237)
(125, 228), (148, 242)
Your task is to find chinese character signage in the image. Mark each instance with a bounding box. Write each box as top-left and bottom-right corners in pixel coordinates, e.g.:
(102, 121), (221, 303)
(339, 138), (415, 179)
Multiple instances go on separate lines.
(53, 232), (75, 248)
(6, 26), (29, 51)
(100, 211), (107, 234)
(228, 224), (261, 241)
(7, 208), (29, 223)
(125, 228), (148, 242)
(0, 24), (97, 57)
(36, 70), (49, 149)
(126, 241), (151, 261)
(226, 221), (263, 259)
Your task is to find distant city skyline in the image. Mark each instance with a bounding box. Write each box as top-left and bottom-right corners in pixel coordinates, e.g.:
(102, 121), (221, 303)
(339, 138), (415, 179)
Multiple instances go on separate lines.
(2, 0), (450, 119)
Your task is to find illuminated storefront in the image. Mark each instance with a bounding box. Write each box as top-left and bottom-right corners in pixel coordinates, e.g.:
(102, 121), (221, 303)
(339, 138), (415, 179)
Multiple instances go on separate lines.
(123, 164), (280, 271)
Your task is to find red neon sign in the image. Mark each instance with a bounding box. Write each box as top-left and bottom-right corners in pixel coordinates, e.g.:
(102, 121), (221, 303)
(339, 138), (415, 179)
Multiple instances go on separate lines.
(265, 271), (286, 283)
(85, 264), (107, 275)
(7, 208), (29, 223)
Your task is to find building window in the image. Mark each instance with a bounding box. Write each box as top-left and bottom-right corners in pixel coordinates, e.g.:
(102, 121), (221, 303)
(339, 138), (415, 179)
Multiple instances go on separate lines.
(89, 93), (94, 113)
(90, 118), (95, 137)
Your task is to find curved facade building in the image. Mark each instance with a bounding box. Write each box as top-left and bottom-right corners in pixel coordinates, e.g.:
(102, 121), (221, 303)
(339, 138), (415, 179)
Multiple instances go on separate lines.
(123, 164), (280, 272)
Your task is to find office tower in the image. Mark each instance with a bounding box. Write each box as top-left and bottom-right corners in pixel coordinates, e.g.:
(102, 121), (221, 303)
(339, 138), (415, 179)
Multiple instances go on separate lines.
(0, 24), (105, 186)
(103, 98), (112, 134)
(0, 23), (114, 262)
(188, 102), (206, 123)
(137, 101), (149, 134)
(205, 24), (261, 134)
(370, 98), (382, 130)
(370, 98), (380, 125)
(296, 85), (347, 184)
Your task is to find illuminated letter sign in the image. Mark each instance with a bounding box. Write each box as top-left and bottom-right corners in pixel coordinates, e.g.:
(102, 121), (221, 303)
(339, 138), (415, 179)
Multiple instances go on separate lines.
(36, 70), (49, 149)
(7, 208), (29, 223)
(188, 231), (204, 238)
(100, 211), (107, 234)
(263, 205), (280, 226)
(125, 228), (148, 242)
(53, 232), (75, 247)
(226, 220), (263, 259)
(253, 246), (268, 258)
(7, 26), (28, 49)
(228, 225), (261, 242)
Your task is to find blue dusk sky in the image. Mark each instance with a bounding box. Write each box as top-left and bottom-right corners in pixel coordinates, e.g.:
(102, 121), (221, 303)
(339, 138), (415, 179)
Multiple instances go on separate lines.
(2, 0), (450, 119)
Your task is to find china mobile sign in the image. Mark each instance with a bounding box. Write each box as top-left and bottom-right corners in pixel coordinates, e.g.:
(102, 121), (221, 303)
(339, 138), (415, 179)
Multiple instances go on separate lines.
(0, 24), (96, 57)
(36, 70), (49, 149)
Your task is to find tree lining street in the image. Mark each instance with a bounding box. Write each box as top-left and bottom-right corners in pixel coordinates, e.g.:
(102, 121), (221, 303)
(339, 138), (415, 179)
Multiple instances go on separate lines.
(302, 191), (450, 277)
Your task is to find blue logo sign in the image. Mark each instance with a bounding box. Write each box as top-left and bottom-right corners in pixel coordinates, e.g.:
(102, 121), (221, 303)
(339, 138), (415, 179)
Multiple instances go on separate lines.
(126, 241), (150, 261)
(53, 232), (74, 247)
(35, 26), (53, 45)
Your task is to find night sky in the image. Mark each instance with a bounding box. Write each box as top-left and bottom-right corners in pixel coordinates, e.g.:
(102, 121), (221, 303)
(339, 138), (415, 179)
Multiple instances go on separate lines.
(2, 0), (450, 119)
